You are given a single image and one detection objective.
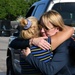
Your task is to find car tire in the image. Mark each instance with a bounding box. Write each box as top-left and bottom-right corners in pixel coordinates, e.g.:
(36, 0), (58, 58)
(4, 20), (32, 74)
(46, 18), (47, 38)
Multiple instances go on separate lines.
(6, 56), (16, 75)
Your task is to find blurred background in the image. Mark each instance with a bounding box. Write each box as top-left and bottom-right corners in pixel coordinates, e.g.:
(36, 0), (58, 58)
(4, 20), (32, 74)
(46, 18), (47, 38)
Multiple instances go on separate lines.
(0, 0), (38, 75)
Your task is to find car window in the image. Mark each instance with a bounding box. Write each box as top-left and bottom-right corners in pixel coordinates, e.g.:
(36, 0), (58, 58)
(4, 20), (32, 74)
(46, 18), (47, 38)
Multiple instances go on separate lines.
(26, 6), (35, 18)
(52, 2), (75, 27)
(26, 3), (46, 20)
(0, 20), (11, 30)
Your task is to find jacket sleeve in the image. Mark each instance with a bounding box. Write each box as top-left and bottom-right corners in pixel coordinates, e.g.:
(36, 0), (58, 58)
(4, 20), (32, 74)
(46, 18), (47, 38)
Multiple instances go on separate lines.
(69, 38), (75, 65)
(25, 40), (69, 75)
(9, 37), (30, 49)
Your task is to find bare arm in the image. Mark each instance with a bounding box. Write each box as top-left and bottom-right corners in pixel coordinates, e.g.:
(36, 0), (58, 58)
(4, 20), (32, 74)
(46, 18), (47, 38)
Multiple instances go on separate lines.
(30, 26), (74, 50)
(51, 25), (74, 50)
(22, 39), (70, 75)
(30, 36), (51, 50)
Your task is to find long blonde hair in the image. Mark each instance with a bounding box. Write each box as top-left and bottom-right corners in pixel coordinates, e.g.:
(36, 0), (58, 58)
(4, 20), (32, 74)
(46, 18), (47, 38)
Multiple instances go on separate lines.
(17, 16), (40, 39)
(39, 10), (65, 31)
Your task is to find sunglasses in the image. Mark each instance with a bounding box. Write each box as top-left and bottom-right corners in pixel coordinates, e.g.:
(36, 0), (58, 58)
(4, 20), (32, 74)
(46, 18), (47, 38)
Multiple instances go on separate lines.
(39, 24), (49, 30)
(39, 21), (55, 30)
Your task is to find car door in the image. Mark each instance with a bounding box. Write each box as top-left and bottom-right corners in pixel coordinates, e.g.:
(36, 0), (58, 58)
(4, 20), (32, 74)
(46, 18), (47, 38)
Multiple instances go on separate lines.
(26, 0), (51, 20)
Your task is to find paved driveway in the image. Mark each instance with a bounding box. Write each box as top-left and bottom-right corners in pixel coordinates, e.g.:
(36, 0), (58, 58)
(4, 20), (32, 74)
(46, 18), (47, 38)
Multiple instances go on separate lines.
(0, 37), (9, 75)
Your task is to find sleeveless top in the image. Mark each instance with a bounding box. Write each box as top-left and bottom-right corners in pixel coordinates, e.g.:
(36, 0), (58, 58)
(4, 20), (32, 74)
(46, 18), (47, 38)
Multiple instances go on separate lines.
(20, 37), (53, 75)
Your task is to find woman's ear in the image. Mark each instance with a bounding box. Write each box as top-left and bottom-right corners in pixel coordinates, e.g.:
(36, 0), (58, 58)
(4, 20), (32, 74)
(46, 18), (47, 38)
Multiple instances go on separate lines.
(56, 27), (59, 32)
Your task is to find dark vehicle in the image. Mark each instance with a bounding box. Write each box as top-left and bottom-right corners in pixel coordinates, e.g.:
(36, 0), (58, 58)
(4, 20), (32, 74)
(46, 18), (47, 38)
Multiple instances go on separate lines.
(6, 0), (75, 75)
(0, 20), (12, 36)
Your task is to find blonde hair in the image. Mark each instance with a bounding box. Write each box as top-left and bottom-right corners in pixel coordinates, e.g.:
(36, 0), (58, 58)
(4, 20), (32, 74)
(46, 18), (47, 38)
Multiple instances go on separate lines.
(39, 10), (65, 31)
(17, 16), (40, 39)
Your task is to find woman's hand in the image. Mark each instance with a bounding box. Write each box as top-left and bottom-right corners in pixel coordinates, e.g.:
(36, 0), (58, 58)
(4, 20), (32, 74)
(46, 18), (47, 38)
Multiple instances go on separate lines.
(22, 47), (31, 57)
(30, 36), (51, 50)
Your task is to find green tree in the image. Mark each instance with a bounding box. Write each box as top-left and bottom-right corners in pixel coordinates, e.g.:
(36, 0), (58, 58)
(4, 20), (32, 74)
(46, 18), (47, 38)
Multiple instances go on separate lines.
(0, 0), (7, 19)
(0, 0), (38, 20)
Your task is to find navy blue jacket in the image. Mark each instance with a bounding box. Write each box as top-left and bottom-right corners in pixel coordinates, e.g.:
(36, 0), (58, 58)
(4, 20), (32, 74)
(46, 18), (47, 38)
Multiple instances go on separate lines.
(9, 37), (75, 75)
(9, 37), (30, 49)
(25, 39), (71, 75)
(20, 37), (53, 75)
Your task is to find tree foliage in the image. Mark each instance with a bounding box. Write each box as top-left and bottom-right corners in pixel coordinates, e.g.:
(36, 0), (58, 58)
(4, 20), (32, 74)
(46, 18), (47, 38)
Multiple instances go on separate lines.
(0, 0), (38, 20)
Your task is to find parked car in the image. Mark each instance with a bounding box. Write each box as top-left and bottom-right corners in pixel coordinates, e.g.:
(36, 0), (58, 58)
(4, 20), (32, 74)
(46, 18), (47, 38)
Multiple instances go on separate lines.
(0, 20), (12, 37)
(6, 0), (75, 75)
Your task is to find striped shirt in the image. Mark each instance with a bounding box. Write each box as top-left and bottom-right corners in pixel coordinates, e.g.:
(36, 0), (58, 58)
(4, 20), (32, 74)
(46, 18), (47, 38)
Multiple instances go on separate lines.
(20, 37), (53, 75)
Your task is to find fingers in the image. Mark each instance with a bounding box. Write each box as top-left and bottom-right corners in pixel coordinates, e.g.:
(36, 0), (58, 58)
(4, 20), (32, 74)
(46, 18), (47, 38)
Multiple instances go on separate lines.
(32, 37), (51, 50)
(38, 40), (51, 50)
(21, 49), (25, 55)
(21, 48), (31, 56)
(39, 45), (50, 50)
(42, 36), (48, 39)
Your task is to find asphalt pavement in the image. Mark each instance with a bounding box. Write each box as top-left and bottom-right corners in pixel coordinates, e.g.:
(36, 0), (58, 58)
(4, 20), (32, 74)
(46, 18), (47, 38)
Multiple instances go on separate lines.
(0, 37), (9, 75)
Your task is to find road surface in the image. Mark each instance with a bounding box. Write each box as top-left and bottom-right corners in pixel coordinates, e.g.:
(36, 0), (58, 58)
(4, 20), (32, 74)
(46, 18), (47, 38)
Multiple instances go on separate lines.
(0, 37), (9, 75)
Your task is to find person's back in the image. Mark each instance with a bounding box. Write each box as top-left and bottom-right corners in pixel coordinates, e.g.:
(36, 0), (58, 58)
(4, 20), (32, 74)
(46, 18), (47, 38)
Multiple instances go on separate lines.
(18, 16), (53, 75)
(20, 37), (53, 75)
(8, 10), (74, 75)
(68, 38), (75, 75)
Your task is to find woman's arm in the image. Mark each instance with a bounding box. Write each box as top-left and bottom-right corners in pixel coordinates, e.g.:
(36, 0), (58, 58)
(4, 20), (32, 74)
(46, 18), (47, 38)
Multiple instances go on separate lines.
(51, 25), (74, 50)
(9, 37), (30, 49)
(9, 36), (51, 50)
(9, 25), (73, 50)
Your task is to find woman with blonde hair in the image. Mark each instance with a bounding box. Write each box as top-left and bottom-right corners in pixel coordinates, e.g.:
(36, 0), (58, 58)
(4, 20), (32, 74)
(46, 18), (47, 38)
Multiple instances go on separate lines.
(22, 10), (74, 75)
(18, 16), (54, 75)
(18, 16), (40, 39)
(9, 10), (74, 75)
(39, 10), (67, 36)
